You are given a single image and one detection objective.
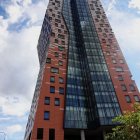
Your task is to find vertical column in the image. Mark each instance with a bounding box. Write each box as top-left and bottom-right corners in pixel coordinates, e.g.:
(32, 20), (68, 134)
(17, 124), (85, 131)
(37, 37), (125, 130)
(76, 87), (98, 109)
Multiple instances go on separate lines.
(81, 130), (85, 140)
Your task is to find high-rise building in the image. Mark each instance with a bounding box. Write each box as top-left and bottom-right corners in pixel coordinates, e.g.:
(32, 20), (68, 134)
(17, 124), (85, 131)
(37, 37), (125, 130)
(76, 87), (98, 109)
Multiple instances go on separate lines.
(24, 0), (140, 140)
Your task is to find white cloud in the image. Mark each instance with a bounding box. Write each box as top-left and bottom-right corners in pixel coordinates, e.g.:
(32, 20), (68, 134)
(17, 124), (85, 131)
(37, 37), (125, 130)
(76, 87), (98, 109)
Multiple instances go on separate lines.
(129, 0), (140, 10)
(106, 0), (117, 15)
(6, 124), (22, 135)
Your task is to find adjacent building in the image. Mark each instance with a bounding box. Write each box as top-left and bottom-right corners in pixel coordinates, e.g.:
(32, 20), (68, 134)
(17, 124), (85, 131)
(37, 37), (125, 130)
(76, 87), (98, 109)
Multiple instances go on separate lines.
(24, 0), (140, 140)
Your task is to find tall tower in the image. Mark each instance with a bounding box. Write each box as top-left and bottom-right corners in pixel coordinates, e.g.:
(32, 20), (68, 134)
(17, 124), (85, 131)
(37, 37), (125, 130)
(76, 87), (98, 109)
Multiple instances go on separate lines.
(24, 0), (140, 140)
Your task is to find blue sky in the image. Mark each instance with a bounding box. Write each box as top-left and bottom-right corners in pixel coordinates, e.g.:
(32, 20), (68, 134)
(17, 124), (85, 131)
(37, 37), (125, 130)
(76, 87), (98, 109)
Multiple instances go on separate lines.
(0, 0), (140, 139)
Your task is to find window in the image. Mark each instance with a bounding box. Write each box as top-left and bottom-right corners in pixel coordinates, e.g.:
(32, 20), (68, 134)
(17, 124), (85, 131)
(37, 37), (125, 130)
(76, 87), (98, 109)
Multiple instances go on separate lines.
(45, 97), (50, 105)
(130, 84), (135, 91)
(125, 95), (131, 103)
(51, 67), (59, 73)
(116, 67), (123, 72)
(55, 98), (60, 106)
(121, 84), (127, 91)
(112, 59), (117, 64)
(54, 39), (58, 43)
(50, 86), (55, 93)
(44, 111), (50, 120)
(46, 58), (51, 63)
(50, 76), (55, 83)
(119, 59), (124, 64)
(134, 95), (140, 102)
(118, 75), (124, 81)
(49, 129), (55, 140)
(59, 77), (64, 84)
(54, 52), (59, 57)
(58, 46), (65, 51)
(62, 54), (66, 59)
(59, 87), (64, 94)
(37, 128), (43, 139)
(58, 61), (63, 66)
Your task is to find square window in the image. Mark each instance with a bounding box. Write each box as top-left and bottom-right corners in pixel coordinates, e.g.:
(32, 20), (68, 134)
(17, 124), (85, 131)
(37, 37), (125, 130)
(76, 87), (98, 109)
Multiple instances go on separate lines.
(130, 84), (135, 91)
(118, 75), (124, 81)
(58, 61), (63, 66)
(51, 67), (59, 73)
(121, 84), (127, 91)
(112, 59), (117, 64)
(54, 52), (59, 57)
(59, 87), (64, 94)
(46, 58), (51, 63)
(62, 54), (66, 59)
(119, 59), (124, 64)
(59, 77), (64, 84)
(58, 46), (65, 51)
(45, 97), (50, 105)
(50, 76), (55, 83)
(50, 86), (55, 93)
(116, 67), (123, 72)
(55, 98), (60, 106)
(125, 95), (131, 103)
(44, 111), (50, 120)
(134, 95), (140, 102)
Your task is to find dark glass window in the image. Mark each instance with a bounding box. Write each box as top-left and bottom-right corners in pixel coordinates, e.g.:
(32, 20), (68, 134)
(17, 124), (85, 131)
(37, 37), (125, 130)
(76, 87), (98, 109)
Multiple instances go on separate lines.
(46, 58), (51, 63)
(59, 77), (64, 84)
(55, 98), (60, 106)
(125, 95), (131, 103)
(118, 75), (123, 81)
(45, 97), (50, 105)
(37, 128), (43, 139)
(51, 67), (59, 73)
(55, 52), (59, 57)
(130, 84), (135, 91)
(121, 84), (127, 91)
(49, 129), (55, 140)
(58, 46), (65, 51)
(50, 86), (55, 93)
(44, 111), (50, 120)
(134, 95), (140, 102)
(50, 76), (55, 83)
(59, 87), (64, 94)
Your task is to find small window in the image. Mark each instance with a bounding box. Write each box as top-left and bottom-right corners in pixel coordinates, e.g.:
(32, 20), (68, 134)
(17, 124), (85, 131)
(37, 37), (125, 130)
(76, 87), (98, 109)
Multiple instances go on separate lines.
(58, 46), (65, 51)
(118, 75), (123, 81)
(54, 39), (58, 43)
(51, 67), (59, 73)
(44, 111), (50, 120)
(119, 59), (124, 64)
(121, 84), (127, 91)
(125, 95), (131, 103)
(37, 128), (43, 139)
(45, 97), (50, 105)
(51, 32), (55, 37)
(50, 86), (55, 93)
(112, 59), (117, 64)
(49, 129), (55, 140)
(62, 54), (66, 59)
(58, 61), (63, 66)
(116, 67), (123, 72)
(59, 77), (64, 84)
(55, 98), (60, 106)
(59, 87), (64, 94)
(134, 95), (140, 102)
(130, 84), (135, 91)
(50, 76), (55, 83)
(54, 52), (59, 57)
(46, 58), (51, 63)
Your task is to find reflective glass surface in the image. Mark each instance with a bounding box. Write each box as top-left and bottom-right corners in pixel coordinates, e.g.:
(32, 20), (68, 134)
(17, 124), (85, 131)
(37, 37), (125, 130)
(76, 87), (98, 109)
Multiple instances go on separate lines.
(63, 0), (121, 129)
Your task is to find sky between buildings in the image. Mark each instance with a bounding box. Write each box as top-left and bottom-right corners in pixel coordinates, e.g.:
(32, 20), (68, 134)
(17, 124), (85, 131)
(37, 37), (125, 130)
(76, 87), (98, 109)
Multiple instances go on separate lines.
(0, 0), (140, 139)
